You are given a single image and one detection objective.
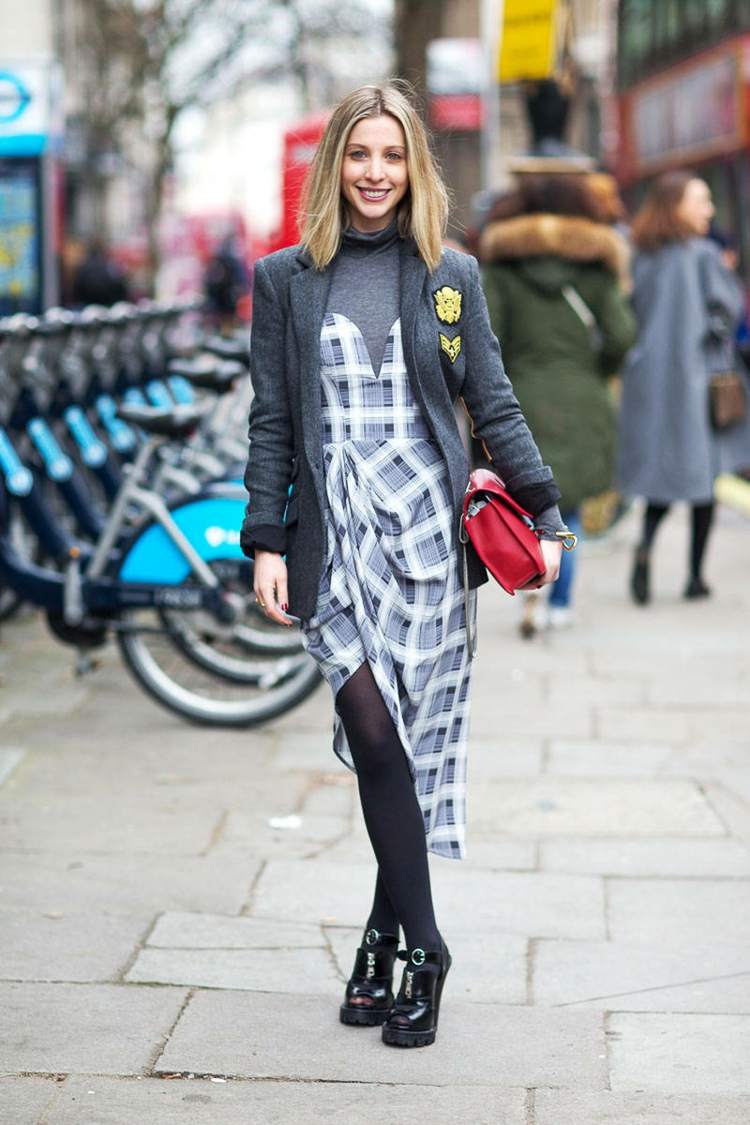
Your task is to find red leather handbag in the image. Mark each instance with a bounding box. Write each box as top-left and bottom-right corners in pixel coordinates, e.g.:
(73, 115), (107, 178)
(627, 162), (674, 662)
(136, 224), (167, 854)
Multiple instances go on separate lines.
(459, 468), (545, 596)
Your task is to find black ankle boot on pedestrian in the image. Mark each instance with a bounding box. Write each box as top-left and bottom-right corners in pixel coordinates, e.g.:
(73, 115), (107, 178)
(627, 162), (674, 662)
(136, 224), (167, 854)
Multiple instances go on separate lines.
(340, 928), (399, 1027)
(630, 548), (650, 605)
(381, 938), (452, 1048)
(684, 576), (711, 599)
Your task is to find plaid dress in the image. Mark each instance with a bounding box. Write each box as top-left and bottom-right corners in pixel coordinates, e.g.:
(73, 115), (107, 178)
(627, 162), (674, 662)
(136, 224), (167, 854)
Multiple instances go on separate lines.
(301, 312), (474, 859)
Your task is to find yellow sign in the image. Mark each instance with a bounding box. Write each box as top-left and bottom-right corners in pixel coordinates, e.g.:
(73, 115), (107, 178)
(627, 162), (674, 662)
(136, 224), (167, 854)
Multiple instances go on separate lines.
(498, 0), (559, 83)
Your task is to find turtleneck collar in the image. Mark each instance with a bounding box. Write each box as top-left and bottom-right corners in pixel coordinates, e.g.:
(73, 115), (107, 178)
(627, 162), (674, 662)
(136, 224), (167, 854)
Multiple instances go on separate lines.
(341, 217), (401, 256)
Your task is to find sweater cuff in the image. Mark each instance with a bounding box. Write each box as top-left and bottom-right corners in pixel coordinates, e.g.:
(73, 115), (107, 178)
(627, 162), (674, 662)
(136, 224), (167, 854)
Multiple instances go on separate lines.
(512, 481), (562, 518)
(240, 523), (286, 558)
(533, 504), (566, 540)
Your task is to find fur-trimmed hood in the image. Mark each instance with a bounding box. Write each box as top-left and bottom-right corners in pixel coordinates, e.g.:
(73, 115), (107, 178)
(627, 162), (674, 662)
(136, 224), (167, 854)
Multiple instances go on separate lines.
(480, 213), (631, 290)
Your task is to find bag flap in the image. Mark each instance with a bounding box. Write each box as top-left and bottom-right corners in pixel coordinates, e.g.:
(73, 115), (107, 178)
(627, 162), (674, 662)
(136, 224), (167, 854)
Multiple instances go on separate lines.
(464, 468), (535, 526)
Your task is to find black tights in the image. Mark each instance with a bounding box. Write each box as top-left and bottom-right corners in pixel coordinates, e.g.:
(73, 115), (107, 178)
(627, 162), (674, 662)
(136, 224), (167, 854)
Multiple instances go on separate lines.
(640, 501), (715, 580)
(336, 661), (441, 953)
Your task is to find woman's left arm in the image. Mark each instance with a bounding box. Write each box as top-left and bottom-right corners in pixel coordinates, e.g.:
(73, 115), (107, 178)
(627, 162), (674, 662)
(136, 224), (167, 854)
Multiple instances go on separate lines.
(701, 242), (744, 334)
(461, 257), (561, 519)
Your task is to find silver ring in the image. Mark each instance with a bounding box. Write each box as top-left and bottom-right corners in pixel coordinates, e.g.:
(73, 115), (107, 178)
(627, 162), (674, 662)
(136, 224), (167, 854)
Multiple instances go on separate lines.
(411, 947), (426, 966)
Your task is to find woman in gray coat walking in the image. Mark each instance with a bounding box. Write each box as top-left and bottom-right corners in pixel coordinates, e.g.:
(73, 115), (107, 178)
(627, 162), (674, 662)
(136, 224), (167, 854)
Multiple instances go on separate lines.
(241, 84), (568, 1048)
(618, 171), (745, 603)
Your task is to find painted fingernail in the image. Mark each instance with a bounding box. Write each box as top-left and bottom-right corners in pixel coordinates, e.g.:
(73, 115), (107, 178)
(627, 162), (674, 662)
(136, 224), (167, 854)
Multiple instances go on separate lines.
(281, 603), (288, 612)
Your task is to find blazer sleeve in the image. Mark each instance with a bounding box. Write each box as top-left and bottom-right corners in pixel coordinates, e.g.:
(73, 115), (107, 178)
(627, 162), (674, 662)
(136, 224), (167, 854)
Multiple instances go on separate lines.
(461, 256), (561, 516)
(240, 259), (295, 557)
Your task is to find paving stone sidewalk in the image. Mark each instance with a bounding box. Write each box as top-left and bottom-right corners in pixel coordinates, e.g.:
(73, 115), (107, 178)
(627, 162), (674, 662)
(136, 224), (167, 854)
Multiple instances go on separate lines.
(1, 506), (749, 1125)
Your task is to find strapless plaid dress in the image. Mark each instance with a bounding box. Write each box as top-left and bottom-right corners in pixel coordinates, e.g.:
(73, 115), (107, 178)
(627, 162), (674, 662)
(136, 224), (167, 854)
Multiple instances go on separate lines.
(301, 311), (474, 859)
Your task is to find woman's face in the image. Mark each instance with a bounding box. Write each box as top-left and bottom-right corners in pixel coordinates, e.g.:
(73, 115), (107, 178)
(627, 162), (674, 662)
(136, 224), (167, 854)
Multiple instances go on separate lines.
(341, 114), (409, 232)
(677, 178), (714, 236)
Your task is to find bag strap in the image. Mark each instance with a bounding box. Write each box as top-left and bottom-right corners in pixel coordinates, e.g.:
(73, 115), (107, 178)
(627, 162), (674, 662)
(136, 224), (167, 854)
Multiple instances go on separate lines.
(459, 514), (477, 659)
(562, 284), (597, 333)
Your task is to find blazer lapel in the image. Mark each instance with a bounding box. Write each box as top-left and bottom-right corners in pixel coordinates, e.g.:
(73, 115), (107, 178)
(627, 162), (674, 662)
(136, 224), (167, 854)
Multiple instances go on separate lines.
(399, 239), (435, 413)
(399, 239), (427, 367)
(289, 261), (332, 461)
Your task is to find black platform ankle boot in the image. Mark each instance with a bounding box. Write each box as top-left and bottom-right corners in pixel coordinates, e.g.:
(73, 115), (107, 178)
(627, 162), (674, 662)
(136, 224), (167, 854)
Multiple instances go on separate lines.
(381, 938), (452, 1048)
(340, 928), (399, 1027)
(630, 548), (650, 605)
(684, 576), (711, 599)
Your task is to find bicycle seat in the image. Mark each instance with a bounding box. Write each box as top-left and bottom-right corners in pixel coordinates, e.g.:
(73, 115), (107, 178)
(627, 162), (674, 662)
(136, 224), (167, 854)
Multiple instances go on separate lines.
(116, 402), (206, 439)
(108, 302), (140, 324)
(167, 356), (215, 377)
(37, 308), (76, 336)
(201, 336), (250, 365)
(78, 305), (110, 328)
(1, 314), (39, 339)
(168, 357), (243, 392)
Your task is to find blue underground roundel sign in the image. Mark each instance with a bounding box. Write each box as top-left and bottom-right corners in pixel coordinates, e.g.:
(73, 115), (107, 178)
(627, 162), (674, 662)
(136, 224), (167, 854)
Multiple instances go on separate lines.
(0, 71), (32, 125)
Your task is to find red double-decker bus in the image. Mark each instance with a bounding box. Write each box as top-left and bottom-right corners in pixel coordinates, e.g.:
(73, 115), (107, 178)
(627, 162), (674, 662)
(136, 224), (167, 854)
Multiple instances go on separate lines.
(267, 111), (329, 254)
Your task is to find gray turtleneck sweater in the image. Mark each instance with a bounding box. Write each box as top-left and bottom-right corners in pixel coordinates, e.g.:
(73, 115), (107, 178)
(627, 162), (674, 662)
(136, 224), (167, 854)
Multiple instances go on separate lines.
(327, 220), (401, 376)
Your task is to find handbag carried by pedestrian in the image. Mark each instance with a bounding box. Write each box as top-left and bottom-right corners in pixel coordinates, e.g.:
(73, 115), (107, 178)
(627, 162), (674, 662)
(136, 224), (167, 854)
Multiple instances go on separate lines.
(709, 370), (747, 430)
(703, 280), (748, 431)
(458, 468), (576, 655)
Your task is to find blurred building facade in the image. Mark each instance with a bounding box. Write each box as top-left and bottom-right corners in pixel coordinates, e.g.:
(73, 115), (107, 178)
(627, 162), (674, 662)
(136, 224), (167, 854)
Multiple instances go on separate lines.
(173, 22), (392, 244)
(613, 0), (750, 278)
(394, 0), (616, 242)
(3, 0), (394, 304)
(56, 2), (153, 267)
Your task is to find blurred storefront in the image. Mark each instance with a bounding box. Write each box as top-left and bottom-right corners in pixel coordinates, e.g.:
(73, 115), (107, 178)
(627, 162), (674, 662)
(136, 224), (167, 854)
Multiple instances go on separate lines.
(614, 0), (750, 278)
(0, 0), (61, 313)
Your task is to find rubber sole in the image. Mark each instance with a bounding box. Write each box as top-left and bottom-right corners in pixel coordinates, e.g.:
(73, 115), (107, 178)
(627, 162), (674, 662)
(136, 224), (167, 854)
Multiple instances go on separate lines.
(340, 1004), (390, 1027)
(382, 951), (451, 1049)
(381, 1025), (436, 1047)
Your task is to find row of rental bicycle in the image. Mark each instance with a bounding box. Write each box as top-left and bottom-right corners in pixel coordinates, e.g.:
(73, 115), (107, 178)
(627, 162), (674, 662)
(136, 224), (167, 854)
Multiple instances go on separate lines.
(0, 301), (321, 726)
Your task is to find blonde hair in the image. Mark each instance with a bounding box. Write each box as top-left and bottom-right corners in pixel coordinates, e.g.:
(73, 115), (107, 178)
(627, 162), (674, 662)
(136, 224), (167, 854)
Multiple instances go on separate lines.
(300, 83), (449, 271)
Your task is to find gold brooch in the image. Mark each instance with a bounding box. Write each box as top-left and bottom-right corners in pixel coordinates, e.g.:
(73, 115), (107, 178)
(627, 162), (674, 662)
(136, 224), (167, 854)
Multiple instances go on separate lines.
(433, 286), (462, 325)
(439, 333), (461, 363)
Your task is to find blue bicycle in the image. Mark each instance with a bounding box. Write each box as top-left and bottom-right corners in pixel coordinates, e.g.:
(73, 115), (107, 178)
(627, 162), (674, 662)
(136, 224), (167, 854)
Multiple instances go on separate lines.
(0, 309), (320, 726)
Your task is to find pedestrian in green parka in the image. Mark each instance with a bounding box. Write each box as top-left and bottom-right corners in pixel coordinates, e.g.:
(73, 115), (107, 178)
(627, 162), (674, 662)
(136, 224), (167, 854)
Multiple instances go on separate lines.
(478, 172), (636, 633)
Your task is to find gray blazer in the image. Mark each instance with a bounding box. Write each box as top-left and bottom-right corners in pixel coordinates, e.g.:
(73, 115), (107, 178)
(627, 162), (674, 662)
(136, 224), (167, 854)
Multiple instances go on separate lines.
(241, 237), (560, 620)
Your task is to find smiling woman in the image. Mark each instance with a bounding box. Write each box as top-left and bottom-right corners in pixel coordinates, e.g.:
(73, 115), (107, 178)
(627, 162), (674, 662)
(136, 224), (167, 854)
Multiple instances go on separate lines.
(340, 116), (409, 232)
(298, 84), (449, 272)
(240, 82), (566, 1052)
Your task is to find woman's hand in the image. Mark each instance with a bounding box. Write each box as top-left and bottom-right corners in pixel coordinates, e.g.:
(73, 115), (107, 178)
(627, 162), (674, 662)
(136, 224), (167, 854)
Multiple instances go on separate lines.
(519, 538), (563, 590)
(253, 550), (292, 626)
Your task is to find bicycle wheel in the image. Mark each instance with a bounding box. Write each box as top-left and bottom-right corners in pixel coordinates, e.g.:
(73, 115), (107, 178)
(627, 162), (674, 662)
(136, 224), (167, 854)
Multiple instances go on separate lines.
(0, 584), (23, 623)
(158, 606), (305, 682)
(158, 588), (305, 665)
(218, 603), (309, 656)
(116, 609), (321, 727)
(0, 507), (39, 623)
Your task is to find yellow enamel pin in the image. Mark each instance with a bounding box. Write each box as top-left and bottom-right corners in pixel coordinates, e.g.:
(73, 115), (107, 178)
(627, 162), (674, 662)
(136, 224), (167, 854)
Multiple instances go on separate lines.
(439, 333), (461, 363)
(433, 286), (462, 325)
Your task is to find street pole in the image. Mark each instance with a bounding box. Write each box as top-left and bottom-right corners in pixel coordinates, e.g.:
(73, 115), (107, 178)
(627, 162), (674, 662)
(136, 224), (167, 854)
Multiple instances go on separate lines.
(480, 0), (504, 193)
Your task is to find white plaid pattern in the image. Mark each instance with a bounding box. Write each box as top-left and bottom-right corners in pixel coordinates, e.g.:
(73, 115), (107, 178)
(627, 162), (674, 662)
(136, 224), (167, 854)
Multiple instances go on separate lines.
(302, 313), (474, 859)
